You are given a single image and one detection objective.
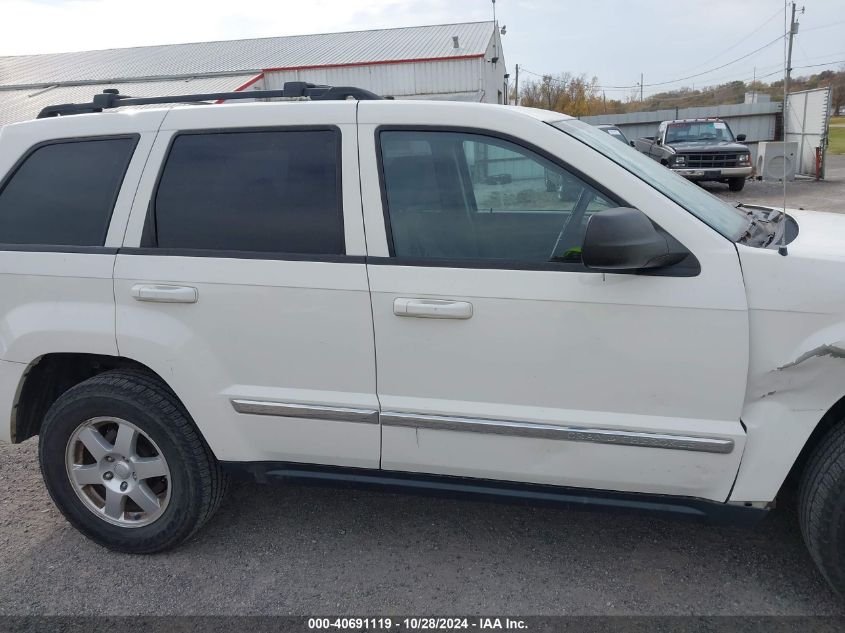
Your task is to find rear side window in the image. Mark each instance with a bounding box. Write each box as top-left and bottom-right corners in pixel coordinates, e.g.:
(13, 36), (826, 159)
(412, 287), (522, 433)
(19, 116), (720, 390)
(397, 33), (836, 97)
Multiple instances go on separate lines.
(149, 129), (344, 255)
(0, 137), (138, 246)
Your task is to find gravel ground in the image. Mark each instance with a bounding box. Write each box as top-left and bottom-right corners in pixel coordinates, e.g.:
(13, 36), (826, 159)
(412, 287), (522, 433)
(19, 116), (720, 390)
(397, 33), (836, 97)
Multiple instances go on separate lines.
(2, 156), (845, 617)
(0, 439), (843, 616)
(706, 153), (845, 213)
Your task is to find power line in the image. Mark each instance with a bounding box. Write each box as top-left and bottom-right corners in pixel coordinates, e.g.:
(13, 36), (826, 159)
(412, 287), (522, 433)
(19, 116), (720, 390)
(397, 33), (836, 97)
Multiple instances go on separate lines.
(640, 34), (785, 88)
(520, 32), (785, 91)
(801, 18), (845, 33)
(686, 5), (784, 71)
(755, 58), (845, 80)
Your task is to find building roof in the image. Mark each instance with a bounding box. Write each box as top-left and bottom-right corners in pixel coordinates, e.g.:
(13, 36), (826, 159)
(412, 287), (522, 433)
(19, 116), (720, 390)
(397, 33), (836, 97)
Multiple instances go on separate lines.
(0, 75), (261, 127)
(0, 21), (495, 89)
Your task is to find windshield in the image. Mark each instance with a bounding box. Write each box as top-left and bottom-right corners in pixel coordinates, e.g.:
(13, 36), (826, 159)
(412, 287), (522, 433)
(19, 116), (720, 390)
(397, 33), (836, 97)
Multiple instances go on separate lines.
(551, 119), (748, 240)
(665, 121), (735, 144)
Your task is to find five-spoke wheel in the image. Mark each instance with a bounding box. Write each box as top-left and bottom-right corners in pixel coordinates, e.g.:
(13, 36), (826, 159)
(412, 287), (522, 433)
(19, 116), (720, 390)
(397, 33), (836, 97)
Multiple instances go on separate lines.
(66, 417), (171, 527)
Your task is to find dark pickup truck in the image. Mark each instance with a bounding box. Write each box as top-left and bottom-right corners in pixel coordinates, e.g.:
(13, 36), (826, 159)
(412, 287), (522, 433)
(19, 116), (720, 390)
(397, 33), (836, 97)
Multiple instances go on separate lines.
(634, 118), (752, 191)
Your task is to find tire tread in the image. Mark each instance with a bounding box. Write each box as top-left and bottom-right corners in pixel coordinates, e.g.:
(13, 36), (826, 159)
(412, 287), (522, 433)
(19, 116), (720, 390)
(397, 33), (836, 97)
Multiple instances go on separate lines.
(799, 420), (845, 594)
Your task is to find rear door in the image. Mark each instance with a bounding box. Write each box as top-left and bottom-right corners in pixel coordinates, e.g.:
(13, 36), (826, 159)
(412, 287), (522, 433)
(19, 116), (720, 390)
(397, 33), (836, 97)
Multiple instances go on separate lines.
(358, 102), (748, 502)
(115, 102), (379, 467)
(0, 113), (160, 365)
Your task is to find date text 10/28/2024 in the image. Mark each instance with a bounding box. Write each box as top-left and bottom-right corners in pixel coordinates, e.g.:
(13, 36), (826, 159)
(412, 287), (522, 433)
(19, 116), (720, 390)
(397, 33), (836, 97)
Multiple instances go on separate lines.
(307, 617), (528, 630)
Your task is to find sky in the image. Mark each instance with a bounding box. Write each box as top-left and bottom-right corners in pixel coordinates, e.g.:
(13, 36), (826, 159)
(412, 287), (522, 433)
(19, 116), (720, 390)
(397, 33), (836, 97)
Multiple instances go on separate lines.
(1, 0), (844, 97)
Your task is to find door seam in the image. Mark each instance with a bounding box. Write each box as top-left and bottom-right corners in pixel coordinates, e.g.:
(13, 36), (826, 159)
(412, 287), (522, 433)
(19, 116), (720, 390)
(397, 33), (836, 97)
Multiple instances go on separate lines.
(355, 100), (384, 468)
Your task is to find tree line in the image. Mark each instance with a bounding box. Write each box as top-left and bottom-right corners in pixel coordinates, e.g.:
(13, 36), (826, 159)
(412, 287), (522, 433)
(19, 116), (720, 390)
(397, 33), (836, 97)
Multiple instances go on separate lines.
(514, 68), (845, 116)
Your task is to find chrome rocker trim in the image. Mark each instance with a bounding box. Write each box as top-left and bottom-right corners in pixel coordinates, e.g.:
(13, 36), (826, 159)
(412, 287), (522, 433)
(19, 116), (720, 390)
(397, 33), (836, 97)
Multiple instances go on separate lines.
(380, 412), (734, 454)
(230, 400), (734, 454)
(231, 399), (379, 425)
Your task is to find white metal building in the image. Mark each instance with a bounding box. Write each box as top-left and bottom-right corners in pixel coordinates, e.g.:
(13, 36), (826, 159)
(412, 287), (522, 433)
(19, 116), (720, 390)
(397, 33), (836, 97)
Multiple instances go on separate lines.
(0, 22), (507, 126)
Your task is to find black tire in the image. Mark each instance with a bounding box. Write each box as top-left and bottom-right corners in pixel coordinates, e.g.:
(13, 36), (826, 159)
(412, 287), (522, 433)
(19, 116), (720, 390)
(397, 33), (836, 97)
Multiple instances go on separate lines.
(38, 369), (226, 553)
(798, 421), (845, 595)
(728, 177), (746, 192)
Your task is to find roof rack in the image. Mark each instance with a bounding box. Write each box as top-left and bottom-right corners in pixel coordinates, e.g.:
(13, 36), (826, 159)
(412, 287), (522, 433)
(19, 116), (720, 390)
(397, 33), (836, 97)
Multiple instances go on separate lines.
(37, 82), (382, 119)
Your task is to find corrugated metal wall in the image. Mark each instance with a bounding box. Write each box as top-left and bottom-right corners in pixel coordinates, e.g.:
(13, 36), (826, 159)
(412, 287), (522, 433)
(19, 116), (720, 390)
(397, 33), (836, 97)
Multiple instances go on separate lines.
(784, 87), (831, 177)
(581, 102), (782, 163)
(264, 58), (490, 101)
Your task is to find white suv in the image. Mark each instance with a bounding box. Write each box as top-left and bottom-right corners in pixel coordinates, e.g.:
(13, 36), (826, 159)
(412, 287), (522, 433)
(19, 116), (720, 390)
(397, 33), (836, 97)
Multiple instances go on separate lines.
(2, 85), (845, 595)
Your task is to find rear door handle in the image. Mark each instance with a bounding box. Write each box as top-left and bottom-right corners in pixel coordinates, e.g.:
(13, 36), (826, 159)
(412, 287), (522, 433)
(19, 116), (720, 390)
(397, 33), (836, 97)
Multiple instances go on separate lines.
(394, 298), (473, 319)
(131, 284), (198, 304)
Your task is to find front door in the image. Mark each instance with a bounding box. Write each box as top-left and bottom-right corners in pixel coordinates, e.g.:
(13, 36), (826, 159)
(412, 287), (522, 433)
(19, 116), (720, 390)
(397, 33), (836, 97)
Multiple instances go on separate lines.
(358, 104), (749, 501)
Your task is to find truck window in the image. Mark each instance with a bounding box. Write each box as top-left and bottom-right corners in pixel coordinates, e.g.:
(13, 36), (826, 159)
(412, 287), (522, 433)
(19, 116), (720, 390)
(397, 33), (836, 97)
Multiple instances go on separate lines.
(0, 137), (137, 247)
(149, 129), (344, 255)
(665, 121), (735, 144)
(379, 130), (616, 264)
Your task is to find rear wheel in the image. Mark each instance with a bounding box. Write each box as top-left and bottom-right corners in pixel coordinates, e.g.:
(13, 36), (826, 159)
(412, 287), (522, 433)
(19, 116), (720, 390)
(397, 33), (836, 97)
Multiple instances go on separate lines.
(38, 370), (226, 553)
(728, 177), (746, 192)
(798, 420), (845, 596)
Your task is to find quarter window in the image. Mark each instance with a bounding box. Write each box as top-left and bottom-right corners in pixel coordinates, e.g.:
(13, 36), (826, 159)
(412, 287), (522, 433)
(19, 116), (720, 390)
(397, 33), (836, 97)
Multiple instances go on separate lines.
(150, 129), (344, 254)
(379, 130), (616, 264)
(0, 137), (137, 246)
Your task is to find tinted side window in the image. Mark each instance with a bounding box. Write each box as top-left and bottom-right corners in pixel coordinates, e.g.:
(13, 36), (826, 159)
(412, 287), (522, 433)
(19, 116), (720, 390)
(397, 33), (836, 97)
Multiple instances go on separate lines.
(0, 137), (137, 246)
(379, 130), (616, 264)
(151, 129), (343, 254)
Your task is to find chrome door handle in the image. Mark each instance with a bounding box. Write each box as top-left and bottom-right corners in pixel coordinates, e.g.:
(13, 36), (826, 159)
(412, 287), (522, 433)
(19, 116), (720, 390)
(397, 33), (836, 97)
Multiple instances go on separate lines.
(131, 284), (198, 304)
(394, 298), (473, 319)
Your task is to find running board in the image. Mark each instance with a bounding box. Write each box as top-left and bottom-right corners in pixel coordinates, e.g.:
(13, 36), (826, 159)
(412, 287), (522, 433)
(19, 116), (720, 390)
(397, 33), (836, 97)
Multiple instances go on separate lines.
(221, 462), (767, 527)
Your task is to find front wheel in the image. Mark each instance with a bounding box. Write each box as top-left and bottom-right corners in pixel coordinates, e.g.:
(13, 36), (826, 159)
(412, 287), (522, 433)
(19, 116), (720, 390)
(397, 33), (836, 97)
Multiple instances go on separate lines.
(728, 177), (746, 192)
(38, 370), (226, 553)
(798, 421), (845, 596)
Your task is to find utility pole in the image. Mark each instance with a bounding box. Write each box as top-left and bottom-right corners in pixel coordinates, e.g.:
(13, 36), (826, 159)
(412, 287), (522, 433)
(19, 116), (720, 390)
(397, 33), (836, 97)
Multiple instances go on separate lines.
(640, 73), (644, 102)
(752, 66), (756, 103)
(514, 64), (519, 107)
(785, 2), (804, 98)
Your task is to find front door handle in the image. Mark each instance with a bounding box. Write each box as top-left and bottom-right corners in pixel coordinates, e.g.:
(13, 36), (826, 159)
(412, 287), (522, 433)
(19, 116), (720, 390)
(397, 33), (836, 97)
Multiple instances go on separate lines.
(131, 284), (198, 304)
(394, 298), (473, 319)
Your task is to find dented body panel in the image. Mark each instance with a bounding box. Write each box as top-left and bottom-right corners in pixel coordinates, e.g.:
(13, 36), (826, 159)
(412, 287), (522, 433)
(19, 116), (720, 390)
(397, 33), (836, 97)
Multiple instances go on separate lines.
(731, 210), (845, 502)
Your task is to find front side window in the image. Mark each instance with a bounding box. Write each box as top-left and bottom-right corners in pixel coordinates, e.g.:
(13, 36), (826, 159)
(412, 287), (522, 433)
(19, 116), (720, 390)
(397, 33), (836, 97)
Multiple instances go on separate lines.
(150, 129), (343, 255)
(0, 137), (137, 246)
(552, 119), (748, 239)
(379, 130), (616, 264)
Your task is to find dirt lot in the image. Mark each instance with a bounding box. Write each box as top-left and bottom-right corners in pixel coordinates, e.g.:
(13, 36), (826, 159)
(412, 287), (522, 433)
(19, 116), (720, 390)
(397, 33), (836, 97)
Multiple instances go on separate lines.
(2, 158), (845, 617)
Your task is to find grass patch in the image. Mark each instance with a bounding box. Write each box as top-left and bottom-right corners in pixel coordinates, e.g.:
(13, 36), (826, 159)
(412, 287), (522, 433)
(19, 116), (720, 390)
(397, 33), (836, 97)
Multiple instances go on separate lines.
(830, 123), (845, 155)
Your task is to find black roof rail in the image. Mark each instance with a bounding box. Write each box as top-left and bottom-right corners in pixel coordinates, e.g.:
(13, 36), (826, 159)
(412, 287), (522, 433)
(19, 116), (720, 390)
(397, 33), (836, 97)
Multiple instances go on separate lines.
(37, 82), (382, 119)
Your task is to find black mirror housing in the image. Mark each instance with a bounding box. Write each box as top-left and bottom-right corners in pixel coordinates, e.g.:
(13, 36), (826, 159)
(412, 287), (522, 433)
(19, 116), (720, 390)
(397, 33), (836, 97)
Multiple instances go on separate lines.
(736, 133), (747, 142)
(582, 207), (686, 271)
(629, 140), (635, 147)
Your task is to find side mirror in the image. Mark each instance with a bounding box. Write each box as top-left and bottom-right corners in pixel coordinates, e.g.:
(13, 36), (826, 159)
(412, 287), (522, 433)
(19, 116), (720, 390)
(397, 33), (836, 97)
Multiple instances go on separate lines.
(736, 133), (747, 142)
(655, 137), (662, 145)
(629, 140), (635, 147)
(582, 207), (686, 271)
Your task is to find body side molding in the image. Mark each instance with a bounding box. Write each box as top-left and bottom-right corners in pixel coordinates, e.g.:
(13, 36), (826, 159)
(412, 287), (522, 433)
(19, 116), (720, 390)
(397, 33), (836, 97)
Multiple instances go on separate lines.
(380, 411), (735, 454)
(231, 399), (735, 454)
(231, 399), (379, 424)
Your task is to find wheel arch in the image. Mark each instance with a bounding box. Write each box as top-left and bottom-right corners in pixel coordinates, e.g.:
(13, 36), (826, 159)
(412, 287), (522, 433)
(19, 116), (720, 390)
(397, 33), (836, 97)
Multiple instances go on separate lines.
(11, 353), (187, 444)
(784, 392), (845, 488)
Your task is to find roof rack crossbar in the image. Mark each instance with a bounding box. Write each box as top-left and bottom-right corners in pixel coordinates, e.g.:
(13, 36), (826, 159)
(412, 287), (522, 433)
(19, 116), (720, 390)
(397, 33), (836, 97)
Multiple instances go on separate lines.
(37, 82), (382, 118)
